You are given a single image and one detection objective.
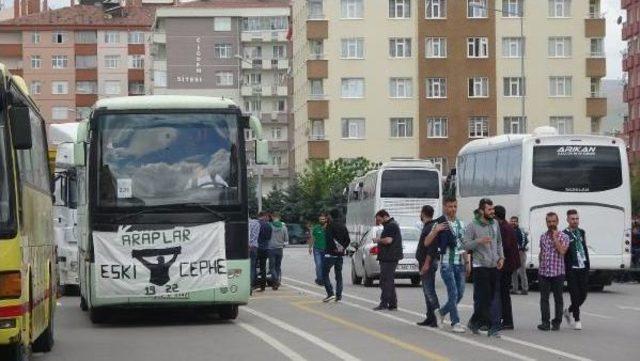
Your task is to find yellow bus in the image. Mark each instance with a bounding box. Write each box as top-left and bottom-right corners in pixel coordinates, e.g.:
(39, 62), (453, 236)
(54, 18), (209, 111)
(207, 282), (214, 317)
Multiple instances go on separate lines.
(0, 65), (56, 360)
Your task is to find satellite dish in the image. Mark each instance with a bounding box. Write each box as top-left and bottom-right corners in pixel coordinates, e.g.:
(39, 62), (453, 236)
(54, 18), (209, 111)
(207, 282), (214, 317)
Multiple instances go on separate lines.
(617, 16), (623, 25)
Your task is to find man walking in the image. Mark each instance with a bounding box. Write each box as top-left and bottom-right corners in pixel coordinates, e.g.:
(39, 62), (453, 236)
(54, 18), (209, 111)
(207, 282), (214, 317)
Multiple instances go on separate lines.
(373, 210), (403, 311)
(563, 209), (590, 330)
(249, 216), (261, 292)
(537, 212), (569, 331)
(510, 216), (529, 295)
(463, 198), (504, 337)
(415, 205), (441, 326)
(308, 213), (328, 286)
(494, 206), (521, 330)
(268, 212), (289, 291)
(256, 211), (273, 292)
(322, 213), (350, 302)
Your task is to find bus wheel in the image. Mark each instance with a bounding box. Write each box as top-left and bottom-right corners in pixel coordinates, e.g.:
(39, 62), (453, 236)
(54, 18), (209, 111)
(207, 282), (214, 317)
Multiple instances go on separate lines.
(89, 307), (109, 324)
(32, 315), (54, 353)
(351, 262), (362, 285)
(80, 296), (88, 311)
(219, 305), (238, 320)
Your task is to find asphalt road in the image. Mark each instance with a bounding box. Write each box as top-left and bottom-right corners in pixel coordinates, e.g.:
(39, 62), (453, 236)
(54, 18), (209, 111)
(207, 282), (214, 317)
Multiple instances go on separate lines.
(36, 247), (640, 361)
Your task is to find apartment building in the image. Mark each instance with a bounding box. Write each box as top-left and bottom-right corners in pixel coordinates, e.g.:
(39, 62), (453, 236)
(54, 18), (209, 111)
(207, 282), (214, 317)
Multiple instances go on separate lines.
(0, 3), (153, 133)
(623, 0), (640, 162)
(151, 0), (292, 192)
(292, 0), (420, 172)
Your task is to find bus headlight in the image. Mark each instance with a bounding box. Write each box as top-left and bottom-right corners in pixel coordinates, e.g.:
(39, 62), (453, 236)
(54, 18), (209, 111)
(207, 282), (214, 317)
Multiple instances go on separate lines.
(0, 272), (21, 298)
(0, 319), (16, 329)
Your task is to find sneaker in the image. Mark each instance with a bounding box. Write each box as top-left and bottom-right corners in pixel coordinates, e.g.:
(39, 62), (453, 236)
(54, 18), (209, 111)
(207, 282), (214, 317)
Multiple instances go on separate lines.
(468, 322), (480, 335)
(563, 308), (573, 325)
(574, 321), (582, 330)
(435, 309), (445, 327)
(373, 305), (387, 311)
(537, 323), (551, 331)
(322, 295), (335, 303)
(387, 305), (398, 311)
(451, 324), (466, 333)
(488, 330), (501, 338)
(551, 323), (561, 331)
(501, 323), (514, 330)
(335, 296), (342, 302)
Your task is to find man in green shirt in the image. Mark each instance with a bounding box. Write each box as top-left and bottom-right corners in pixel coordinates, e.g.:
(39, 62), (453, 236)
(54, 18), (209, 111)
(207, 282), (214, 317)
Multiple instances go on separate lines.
(308, 212), (328, 286)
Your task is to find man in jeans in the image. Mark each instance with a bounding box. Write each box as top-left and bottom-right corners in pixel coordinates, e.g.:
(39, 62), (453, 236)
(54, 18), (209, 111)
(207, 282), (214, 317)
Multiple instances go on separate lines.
(322, 213), (350, 302)
(308, 213), (328, 286)
(563, 209), (590, 330)
(268, 212), (289, 290)
(373, 210), (403, 311)
(537, 212), (569, 331)
(463, 198), (504, 338)
(415, 205), (440, 326)
(510, 216), (529, 295)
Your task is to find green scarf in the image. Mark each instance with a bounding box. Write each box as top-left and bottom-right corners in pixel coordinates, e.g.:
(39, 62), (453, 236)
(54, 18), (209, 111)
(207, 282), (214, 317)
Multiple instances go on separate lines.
(570, 228), (586, 259)
(272, 220), (284, 229)
(448, 219), (464, 265)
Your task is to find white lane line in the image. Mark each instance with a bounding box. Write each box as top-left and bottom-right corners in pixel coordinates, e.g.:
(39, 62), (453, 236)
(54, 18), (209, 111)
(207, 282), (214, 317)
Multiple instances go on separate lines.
(281, 281), (535, 361)
(616, 305), (640, 312)
(284, 277), (594, 361)
(238, 322), (308, 361)
(524, 302), (611, 320)
(243, 306), (361, 361)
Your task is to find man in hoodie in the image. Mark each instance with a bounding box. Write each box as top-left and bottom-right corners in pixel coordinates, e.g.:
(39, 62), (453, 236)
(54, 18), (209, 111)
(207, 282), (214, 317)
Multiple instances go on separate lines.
(463, 198), (504, 338)
(373, 210), (403, 311)
(268, 212), (289, 291)
(494, 205), (521, 330)
(322, 211), (351, 302)
(256, 211), (273, 292)
(562, 209), (590, 330)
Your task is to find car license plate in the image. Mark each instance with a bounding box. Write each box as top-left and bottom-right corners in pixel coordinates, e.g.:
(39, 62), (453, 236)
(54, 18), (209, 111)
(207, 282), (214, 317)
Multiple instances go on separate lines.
(397, 264), (416, 270)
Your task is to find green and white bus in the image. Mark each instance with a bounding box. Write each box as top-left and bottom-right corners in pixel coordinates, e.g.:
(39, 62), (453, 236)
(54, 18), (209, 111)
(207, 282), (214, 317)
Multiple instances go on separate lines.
(74, 96), (267, 323)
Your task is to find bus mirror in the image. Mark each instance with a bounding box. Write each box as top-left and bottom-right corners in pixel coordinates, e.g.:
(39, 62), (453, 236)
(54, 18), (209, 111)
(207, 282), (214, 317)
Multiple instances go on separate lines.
(254, 139), (269, 165)
(9, 106), (32, 150)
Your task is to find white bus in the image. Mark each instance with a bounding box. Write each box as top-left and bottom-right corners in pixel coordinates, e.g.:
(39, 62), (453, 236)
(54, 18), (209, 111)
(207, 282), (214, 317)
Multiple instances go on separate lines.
(346, 160), (442, 242)
(455, 127), (632, 289)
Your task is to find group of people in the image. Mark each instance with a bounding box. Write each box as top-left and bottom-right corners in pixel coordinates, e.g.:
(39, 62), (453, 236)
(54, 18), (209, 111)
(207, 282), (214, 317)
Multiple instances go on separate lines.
(248, 211), (289, 293)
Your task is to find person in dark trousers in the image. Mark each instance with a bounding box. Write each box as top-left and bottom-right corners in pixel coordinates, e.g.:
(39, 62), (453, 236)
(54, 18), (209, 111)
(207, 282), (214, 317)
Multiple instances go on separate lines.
(537, 212), (570, 331)
(373, 210), (403, 311)
(322, 212), (351, 302)
(248, 216), (261, 292)
(256, 211), (273, 292)
(463, 198), (504, 338)
(494, 206), (521, 330)
(415, 205), (441, 326)
(563, 209), (590, 330)
(510, 216), (529, 295)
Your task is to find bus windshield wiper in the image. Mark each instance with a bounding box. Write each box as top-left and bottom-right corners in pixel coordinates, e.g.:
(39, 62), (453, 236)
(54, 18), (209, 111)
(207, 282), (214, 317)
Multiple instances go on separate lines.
(114, 207), (175, 223)
(175, 203), (227, 221)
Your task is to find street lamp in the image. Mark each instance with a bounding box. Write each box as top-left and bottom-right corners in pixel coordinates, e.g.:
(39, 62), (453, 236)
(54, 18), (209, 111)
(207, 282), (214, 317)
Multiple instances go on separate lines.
(470, 0), (525, 133)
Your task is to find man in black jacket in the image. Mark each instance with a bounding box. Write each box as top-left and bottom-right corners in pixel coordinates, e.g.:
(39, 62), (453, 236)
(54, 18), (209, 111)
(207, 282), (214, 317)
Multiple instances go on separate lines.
(415, 205), (440, 326)
(322, 211), (351, 303)
(562, 209), (590, 330)
(256, 211), (273, 292)
(373, 210), (403, 311)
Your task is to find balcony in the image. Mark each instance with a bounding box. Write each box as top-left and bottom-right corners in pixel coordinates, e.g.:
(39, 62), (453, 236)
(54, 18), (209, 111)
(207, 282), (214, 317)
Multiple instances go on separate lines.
(276, 85), (287, 96)
(586, 58), (606, 78)
(263, 112), (288, 124)
(153, 32), (166, 44)
(241, 30), (288, 43)
(262, 166), (290, 178)
(74, 43), (97, 56)
(307, 19), (328, 40)
(76, 94), (98, 107)
(76, 69), (98, 81)
(586, 97), (607, 118)
(128, 44), (145, 55)
(307, 99), (329, 119)
(268, 140), (289, 152)
(128, 69), (145, 82)
(585, 18), (605, 38)
(307, 59), (328, 79)
(308, 140), (329, 159)
(0, 44), (22, 58)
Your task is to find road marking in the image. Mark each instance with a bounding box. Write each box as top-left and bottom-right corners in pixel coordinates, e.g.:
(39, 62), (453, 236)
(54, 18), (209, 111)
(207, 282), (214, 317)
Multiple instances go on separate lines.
(238, 321), (308, 361)
(293, 300), (449, 361)
(524, 301), (611, 320)
(284, 276), (594, 361)
(616, 305), (640, 312)
(251, 295), (309, 300)
(282, 281), (535, 361)
(243, 306), (361, 361)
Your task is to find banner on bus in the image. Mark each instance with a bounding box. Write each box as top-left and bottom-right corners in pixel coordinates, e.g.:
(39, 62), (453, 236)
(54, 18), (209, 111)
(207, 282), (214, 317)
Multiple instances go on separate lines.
(93, 222), (227, 298)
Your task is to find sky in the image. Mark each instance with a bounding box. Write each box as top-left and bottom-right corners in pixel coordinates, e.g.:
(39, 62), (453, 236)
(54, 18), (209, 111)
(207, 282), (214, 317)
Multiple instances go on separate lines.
(3, 0), (629, 80)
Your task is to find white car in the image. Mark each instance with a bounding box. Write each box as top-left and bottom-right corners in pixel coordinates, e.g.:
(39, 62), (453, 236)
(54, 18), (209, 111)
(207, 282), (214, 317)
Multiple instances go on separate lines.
(350, 226), (421, 287)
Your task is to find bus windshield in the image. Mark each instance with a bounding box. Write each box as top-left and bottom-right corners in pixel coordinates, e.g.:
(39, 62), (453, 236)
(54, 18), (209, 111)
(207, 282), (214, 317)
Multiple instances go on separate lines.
(0, 120), (10, 226)
(97, 112), (240, 208)
(532, 145), (622, 193)
(380, 169), (439, 198)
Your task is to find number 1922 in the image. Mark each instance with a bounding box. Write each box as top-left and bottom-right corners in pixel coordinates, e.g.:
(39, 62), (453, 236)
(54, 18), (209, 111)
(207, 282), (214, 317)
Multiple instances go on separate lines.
(144, 284), (180, 295)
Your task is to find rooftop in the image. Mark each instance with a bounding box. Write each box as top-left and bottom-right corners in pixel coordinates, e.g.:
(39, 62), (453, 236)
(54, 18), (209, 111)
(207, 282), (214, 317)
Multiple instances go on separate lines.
(0, 5), (155, 29)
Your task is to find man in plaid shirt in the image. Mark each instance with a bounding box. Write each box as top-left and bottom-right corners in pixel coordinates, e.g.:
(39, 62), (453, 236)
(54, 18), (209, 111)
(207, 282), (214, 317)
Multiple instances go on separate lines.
(537, 212), (570, 331)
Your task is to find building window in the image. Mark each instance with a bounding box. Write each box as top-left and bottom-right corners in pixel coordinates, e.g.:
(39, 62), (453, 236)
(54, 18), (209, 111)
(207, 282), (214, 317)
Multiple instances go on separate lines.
(153, 70), (167, 87)
(426, 0), (447, 19)
(550, 116), (574, 134)
(31, 55), (41, 69)
(590, 38), (604, 57)
(502, 37), (524, 57)
(467, 37), (488, 58)
(271, 153), (283, 166)
(341, 38), (364, 59)
(51, 55), (68, 69)
(468, 77), (489, 98)
(31, 31), (40, 44)
(271, 126), (283, 140)
(51, 107), (68, 120)
(503, 116), (527, 134)
(549, 76), (572, 97)
(277, 99), (286, 112)
(548, 37), (572, 57)
(390, 118), (413, 138)
(311, 119), (325, 140)
(310, 79), (324, 98)
(104, 80), (121, 95)
(341, 0), (364, 19)
(30, 81), (41, 95)
(341, 78), (365, 98)
(76, 81), (97, 94)
(128, 55), (144, 69)
(51, 81), (68, 95)
(76, 107), (92, 119)
(590, 77), (602, 97)
(75, 31), (97, 44)
(52, 31), (66, 44)
(389, 38), (412, 58)
(502, 0), (523, 17)
(76, 55), (97, 69)
(244, 99), (262, 114)
(245, 73), (262, 85)
(104, 31), (120, 44)
(389, 0), (411, 18)
(214, 17), (232, 31)
(104, 55), (120, 69)
(427, 157), (446, 173)
(216, 71), (234, 86)
(426, 77), (447, 98)
(503, 77), (525, 96)
(427, 117), (448, 138)
(244, 46), (262, 59)
(589, 0), (601, 18)
(308, 0), (324, 19)
(425, 37), (447, 58)
(273, 45), (286, 59)
(129, 82), (145, 95)
(469, 116), (489, 138)
(548, 0), (571, 18)
(389, 78), (413, 98)
(467, 0), (488, 18)
(310, 40), (324, 58)
(128, 31), (144, 44)
(341, 118), (366, 139)
(214, 44), (232, 59)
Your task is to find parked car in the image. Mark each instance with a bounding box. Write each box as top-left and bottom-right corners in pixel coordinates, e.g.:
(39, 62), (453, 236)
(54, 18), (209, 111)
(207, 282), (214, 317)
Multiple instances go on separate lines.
(286, 223), (307, 245)
(350, 226), (421, 287)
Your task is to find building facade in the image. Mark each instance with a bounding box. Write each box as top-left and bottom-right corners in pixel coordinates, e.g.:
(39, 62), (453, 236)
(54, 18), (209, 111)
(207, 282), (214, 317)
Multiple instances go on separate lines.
(151, 0), (292, 193)
(623, 0), (640, 162)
